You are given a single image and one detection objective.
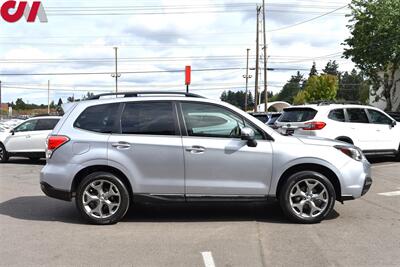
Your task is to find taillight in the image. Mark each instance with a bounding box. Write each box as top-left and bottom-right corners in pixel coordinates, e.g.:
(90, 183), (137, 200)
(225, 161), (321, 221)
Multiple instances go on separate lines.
(46, 135), (69, 159)
(302, 121), (326, 130)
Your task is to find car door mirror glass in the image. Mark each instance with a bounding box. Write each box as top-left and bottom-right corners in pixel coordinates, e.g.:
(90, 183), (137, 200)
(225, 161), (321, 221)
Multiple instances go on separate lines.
(241, 127), (258, 147)
(391, 120), (397, 127)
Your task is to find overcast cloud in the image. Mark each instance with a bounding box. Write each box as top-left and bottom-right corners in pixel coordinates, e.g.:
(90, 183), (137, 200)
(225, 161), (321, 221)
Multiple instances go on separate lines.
(0, 0), (354, 104)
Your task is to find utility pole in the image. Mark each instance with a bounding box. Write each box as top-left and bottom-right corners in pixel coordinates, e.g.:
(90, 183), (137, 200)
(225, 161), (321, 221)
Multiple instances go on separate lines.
(111, 47), (121, 93)
(47, 80), (50, 115)
(243, 49), (252, 111)
(263, 0), (268, 112)
(254, 5), (261, 112)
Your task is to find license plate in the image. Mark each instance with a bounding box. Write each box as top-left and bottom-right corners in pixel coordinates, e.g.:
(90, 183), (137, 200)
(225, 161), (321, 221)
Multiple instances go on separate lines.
(286, 129), (295, 135)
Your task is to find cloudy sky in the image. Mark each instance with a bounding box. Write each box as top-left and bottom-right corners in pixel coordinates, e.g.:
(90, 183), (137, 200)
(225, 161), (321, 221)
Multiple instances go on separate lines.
(0, 0), (355, 104)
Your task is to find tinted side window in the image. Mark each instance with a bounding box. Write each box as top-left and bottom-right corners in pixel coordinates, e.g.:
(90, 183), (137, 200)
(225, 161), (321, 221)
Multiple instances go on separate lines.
(346, 108), (369, 123)
(367, 109), (393, 124)
(74, 103), (119, 133)
(14, 120), (38, 132)
(121, 102), (177, 136)
(181, 102), (264, 139)
(35, 119), (60, 131)
(328, 109), (345, 122)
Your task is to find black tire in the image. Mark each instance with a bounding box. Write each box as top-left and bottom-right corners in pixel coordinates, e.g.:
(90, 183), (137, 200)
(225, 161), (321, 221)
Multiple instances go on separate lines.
(76, 172), (130, 225)
(279, 171), (336, 224)
(0, 143), (9, 163)
(336, 137), (353, 145)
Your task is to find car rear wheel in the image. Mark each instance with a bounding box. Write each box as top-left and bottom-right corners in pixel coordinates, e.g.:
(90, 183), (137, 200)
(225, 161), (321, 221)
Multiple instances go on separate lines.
(76, 172), (130, 225)
(0, 143), (9, 163)
(279, 171), (336, 224)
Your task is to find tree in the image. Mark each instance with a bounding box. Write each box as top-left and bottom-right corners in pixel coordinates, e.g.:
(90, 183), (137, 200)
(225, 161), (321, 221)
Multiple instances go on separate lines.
(57, 98), (63, 106)
(67, 96), (75, 103)
(220, 90), (254, 110)
(309, 62), (318, 77)
(15, 98), (26, 110)
(338, 69), (369, 103)
(50, 101), (56, 109)
(323, 60), (340, 76)
(294, 74), (338, 104)
(343, 0), (400, 111)
(275, 71), (305, 103)
(82, 92), (95, 100)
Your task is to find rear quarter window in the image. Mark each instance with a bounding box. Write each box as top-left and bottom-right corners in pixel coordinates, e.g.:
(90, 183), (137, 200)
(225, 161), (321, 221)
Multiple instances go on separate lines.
(279, 108), (317, 122)
(74, 103), (119, 133)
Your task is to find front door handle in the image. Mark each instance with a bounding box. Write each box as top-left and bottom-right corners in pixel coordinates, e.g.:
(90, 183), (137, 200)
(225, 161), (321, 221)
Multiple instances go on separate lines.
(111, 142), (131, 149)
(26, 135), (31, 138)
(185, 146), (206, 154)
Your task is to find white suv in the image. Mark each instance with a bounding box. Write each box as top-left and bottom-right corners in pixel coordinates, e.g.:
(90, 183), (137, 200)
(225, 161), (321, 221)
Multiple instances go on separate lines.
(0, 116), (61, 162)
(275, 104), (400, 159)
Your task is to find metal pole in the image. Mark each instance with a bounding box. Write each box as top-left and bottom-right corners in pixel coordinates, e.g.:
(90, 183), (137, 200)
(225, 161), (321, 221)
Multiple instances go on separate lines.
(47, 80), (50, 114)
(186, 84), (189, 94)
(114, 47), (118, 93)
(254, 6), (261, 112)
(244, 49), (250, 111)
(263, 0), (268, 112)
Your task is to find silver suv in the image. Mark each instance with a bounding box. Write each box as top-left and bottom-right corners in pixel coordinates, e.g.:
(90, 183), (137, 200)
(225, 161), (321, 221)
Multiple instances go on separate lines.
(40, 92), (372, 224)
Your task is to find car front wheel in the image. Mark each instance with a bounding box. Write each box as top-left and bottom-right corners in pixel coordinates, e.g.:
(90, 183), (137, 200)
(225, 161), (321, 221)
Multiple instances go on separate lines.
(279, 171), (336, 224)
(0, 143), (9, 163)
(76, 172), (130, 225)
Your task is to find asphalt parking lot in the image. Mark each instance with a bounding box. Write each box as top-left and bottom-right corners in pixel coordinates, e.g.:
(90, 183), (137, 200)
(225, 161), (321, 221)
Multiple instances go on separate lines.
(0, 158), (399, 267)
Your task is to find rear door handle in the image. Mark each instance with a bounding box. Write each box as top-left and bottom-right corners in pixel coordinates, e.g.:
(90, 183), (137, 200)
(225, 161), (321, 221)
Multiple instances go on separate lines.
(185, 146), (206, 154)
(111, 142), (131, 149)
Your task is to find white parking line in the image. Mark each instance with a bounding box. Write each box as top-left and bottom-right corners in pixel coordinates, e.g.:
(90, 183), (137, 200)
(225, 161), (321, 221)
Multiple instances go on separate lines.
(371, 163), (399, 168)
(201, 251), (216, 267)
(378, 190), (400, 197)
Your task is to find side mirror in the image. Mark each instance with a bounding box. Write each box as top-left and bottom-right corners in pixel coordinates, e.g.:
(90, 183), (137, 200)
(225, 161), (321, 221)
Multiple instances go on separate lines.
(11, 129), (15, 135)
(241, 127), (257, 147)
(391, 120), (397, 127)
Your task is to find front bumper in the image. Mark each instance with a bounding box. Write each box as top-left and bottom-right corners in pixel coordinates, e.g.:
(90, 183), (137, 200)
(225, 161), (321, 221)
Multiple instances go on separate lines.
(40, 182), (72, 202)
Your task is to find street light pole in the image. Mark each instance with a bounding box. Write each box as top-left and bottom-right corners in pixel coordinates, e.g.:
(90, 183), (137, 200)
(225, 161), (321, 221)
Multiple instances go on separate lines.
(254, 5), (261, 112)
(47, 80), (50, 115)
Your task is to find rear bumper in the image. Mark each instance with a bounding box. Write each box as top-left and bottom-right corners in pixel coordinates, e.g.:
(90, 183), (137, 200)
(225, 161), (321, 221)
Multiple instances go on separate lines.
(40, 182), (72, 202)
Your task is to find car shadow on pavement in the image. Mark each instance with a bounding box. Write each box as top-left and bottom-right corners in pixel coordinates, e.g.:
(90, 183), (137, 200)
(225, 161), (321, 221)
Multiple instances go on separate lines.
(4, 158), (46, 166)
(0, 196), (340, 225)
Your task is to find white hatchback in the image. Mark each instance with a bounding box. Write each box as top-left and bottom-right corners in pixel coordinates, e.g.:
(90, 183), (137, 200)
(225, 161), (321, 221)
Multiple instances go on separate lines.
(275, 104), (400, 158)
(0, 116), (61, 162)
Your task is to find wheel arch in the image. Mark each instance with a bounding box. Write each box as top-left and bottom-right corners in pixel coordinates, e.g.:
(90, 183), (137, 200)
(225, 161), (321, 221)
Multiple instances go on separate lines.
(335, 136), (354, 145)
(276, 163), (342, 202)
(71, 165), (133, 199)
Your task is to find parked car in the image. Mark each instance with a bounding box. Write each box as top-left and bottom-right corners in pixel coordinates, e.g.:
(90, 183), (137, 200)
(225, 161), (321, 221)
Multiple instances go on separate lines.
(275, 104), (400, 159)
(40, 92), (372, 225)
(0, 116), (61, 162)
(249, 112), (269, 123)
(266, 112), (282, 129)
(387, 112), (400, 122)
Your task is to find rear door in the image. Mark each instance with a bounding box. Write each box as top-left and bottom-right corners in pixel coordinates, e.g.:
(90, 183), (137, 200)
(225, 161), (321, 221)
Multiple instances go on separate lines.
(30, 118), (60, 152)
(107, 101), (185, 195)
(345, 108), (374, 150)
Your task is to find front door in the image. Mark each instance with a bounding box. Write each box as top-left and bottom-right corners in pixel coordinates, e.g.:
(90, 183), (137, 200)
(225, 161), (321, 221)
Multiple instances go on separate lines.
(5, 119), (38, 152)
(179, 102), (273, 196)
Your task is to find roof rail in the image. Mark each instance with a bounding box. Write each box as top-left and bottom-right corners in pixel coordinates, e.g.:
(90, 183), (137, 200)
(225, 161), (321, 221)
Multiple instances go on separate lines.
(89, 91), (205, 100)
(308, 100), (366, 106)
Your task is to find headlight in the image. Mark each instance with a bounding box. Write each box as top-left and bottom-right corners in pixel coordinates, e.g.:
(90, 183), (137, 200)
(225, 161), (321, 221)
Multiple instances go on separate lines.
(335, 145), (364, 161)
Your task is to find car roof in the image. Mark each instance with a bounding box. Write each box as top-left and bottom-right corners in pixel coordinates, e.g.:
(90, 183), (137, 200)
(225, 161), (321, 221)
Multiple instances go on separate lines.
(284, 104), (378, 111)
(27, 116), (62, 120)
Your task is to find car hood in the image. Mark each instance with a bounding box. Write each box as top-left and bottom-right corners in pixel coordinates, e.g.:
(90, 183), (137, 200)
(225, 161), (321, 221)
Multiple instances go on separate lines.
(295, 135), (351, 147)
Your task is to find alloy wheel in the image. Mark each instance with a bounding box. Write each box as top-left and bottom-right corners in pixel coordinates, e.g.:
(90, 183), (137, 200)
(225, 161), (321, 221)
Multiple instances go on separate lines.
(289, 179), (329, 218)
(82, 180), (121, 219)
